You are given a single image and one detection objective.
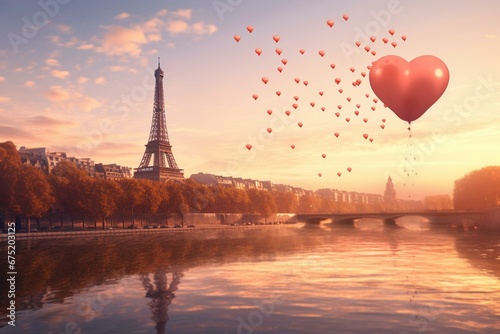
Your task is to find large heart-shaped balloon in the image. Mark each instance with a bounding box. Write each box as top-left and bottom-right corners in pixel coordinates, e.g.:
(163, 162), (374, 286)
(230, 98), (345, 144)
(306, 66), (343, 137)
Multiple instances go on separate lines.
(369, 55), (449, 123)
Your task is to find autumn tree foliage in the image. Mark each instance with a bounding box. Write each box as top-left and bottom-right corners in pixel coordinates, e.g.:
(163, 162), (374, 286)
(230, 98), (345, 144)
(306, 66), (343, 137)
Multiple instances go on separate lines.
(0, 141), (53, 231)
(453, 166), (500, 209)
(423, 195), (453, 210)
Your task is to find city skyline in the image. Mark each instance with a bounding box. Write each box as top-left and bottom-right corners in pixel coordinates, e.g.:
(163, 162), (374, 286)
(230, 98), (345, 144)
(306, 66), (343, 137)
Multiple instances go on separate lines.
(1, 0), (499, 199)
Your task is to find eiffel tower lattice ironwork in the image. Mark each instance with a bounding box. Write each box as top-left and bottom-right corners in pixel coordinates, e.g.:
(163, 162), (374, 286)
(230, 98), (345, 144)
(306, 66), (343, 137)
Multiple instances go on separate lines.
(134, 58), (184, 182)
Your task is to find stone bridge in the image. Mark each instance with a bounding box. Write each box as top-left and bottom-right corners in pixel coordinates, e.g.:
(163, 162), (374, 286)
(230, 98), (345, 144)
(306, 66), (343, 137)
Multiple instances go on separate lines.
(294, 210), (487, 229)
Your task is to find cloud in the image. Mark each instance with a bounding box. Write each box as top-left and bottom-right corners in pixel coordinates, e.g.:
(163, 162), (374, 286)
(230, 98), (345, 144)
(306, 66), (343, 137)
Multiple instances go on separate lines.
(78, 77), (89, 84)
(95, 77), (106, 85)
(76, 95), (101, 112)
(51, 70), (70, 79)
(0, 97), (11, 103)
(167, 20), (189, 34)
(44, 86), (70, 101)
(172, 9), (192, 19)
(115, 12), (130, 20)
(43, 86), (101, 112)
(157, 9), (168, 16)
(0, 76), (4, 82)
(78, 43), (95, 50)
(98, 26), (148, 57)
(27, 115), (74, 127)
(0, 125), (38, 141)
(192, 22), (217, 35)
(484, 34), (497, 39)
(57, 24), (72, 33)
(45, 58), (61, 67)
(109, 66), (127, 72)
(25, 81), (35, 87)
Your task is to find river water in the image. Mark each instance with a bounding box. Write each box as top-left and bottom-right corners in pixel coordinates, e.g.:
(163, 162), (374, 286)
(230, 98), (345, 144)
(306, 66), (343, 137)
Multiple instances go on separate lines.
(1, 219), (499, 334)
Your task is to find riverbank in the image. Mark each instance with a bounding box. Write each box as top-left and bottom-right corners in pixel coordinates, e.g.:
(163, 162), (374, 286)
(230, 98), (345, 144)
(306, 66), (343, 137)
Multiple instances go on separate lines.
(0, 222), (299, 240)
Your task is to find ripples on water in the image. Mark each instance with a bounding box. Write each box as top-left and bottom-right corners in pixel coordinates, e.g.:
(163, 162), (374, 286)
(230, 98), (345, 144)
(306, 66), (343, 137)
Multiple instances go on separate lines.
(0, 218), (499, 334)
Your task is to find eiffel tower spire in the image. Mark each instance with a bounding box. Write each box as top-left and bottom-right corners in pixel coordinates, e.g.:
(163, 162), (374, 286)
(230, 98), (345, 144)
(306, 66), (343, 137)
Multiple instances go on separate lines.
(134, 58), (184, 182)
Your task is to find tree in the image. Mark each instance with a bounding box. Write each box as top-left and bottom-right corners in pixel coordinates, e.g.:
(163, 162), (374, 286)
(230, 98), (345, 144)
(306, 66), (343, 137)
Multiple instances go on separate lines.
(271, 191), (298, 213)
(423, 195), (453, 210)
(454, 166), (500, 209)
(0, 141), (21, 230)
(88, 179), (121, 230)
(14, 165), (54, 232)
(116, 178), (146, 227)
(247, 189), (276, 222)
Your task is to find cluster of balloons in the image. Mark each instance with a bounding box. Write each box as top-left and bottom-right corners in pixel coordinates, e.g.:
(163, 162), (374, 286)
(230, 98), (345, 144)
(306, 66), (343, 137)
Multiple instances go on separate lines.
(237, 16), (449, 180)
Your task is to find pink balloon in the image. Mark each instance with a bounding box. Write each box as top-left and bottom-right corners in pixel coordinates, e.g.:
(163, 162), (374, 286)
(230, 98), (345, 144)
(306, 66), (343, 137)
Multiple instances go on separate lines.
(299, 49), (305, 54)
(293, 103), (298, 109)
(267, 128), (272, 133)
(319, 50), (325, 57)
(294, 77), (300, 84)
(354, 111), (359, 116)
(298, 122), (303, 127)
(273, 35), (280, 43)
(267, 109), (272, 115)
(252, 94), (258, 100)
(356, 104), (360, 108)
(321, 107), (325, 111)
(330, 63), (336, 69)
(335, 78), (341, 84)
(293, 95), (299, 101)
(322, 154), (326, 158)
(334, 132), (339, 138)
(350, 67), (355, 72)
(276, 91), (281, 96)
(319, 91), (324, 96)
(291, 144), (295, 149)
(369, 138), (373, 142)
(285, 110), (291, 116)
(246, 144), (252, 150)
(391, 41), (397, 48)
(364, 46), (371, 52)
(345, 118), (350, 122)
(335, 112), (340, 117)
(369, 55), (450, 123)
(346, 97), (351, 102)
(247, 26), (254, 33)
(347, 167), (352, 172)
(339, 89), (344, 93)
(281, 59), (288, 65)
(262, 77), (269, 84)
(370, 36), (376, 42)
(337, 172), (342, 177)
(380, 124), (385, 129)
(255, 48), (262, 55)
(277, 67), (283, 73)
(363, 133), (368, 139)
(310, 102), (315, 107)
(355, 41), (361, 47)
(276, 48), (282, 55)
(234, 35), (241, 42)
(363, 118), (368, 123)
(389, 29), (395, 35)
(303, 80), (309, 86)
(337, 105), (342, 110)
(402, 35), (407, 41)
(343, 14), (349, 21)
(318, 173), (322, 177)
(382, 37), (389, 44)
(327, 20), (334, 28)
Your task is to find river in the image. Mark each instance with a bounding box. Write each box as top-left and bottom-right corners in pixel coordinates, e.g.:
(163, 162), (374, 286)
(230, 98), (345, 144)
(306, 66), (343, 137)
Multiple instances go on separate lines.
(1, 219), (499, 333)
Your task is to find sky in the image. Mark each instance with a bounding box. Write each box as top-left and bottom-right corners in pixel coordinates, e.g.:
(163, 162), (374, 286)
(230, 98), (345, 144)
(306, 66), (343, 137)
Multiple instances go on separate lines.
(0, 0), (499, 199)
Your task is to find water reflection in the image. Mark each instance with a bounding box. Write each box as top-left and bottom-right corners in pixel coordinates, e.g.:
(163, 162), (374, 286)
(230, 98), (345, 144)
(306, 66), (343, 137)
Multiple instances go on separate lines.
(0, 226), (499, 333)
(140, 268), (183, 334)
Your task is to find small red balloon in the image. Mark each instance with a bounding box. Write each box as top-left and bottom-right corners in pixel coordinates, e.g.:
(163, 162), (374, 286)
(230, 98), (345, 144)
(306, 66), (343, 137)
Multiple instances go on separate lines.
(267, 109), (272, 115)
(330, 63), (336, 69)
(293, 103), (298, 109)
(299, 49), (305, 54)
(303, 80), (309, 86)
(343, 14), (349, 21)
(370, 36), (376, 42)
(347, 167), (352, 172)
(285, 110), (291, 116)
(319, 50), (325, 57)
(334, 132), (339, 138)
(364, 46), (371, 52)
(255, 48), (262, 55)
(267, 128), (272, 133)
(337, 172), (342, 177)
(273, 35), (280, 43)
(281, 59), (288, 65)
(298, 122), (303, 128)
(247, 26), (254, 33)
(354, 111), (359, 116)
(319, 91), (324, 96)
(277, 67), (283, 73)
(252, 94), (258, 100)
(335, 112), (340, 117)
(402, 35), (407, 41)
(262, 77), (269, 84)
(276, 91), (281, 96)
(335, 78), (341, 84)
(294, 77), (300, 84)
(310, 102), (315, 107)
(246, 144), (252, 150)
(363, 133), (368, 139)
(389, 29), (395, 35)
(291, 144), (295, 149)
(322, 154), (326, 158)
(355, 41), (361, 47)
(275, 48), (282, 55)
(391, 41), (397, 48)
(363, 118), (368, 123)
(327, 20), (334, 28)
(346, 118), (350, 122)
(234, 35), (241, 42)
(380, 124), (385, 129)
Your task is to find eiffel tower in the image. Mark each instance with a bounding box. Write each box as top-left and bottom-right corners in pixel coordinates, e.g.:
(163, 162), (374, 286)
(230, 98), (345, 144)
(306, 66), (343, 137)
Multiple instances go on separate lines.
(140, 268), (183, 334)
(134, 58), (184, 182)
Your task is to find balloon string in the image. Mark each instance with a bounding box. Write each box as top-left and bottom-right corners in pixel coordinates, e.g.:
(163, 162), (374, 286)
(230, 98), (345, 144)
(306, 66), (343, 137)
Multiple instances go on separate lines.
(403, 125), (415, 199)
